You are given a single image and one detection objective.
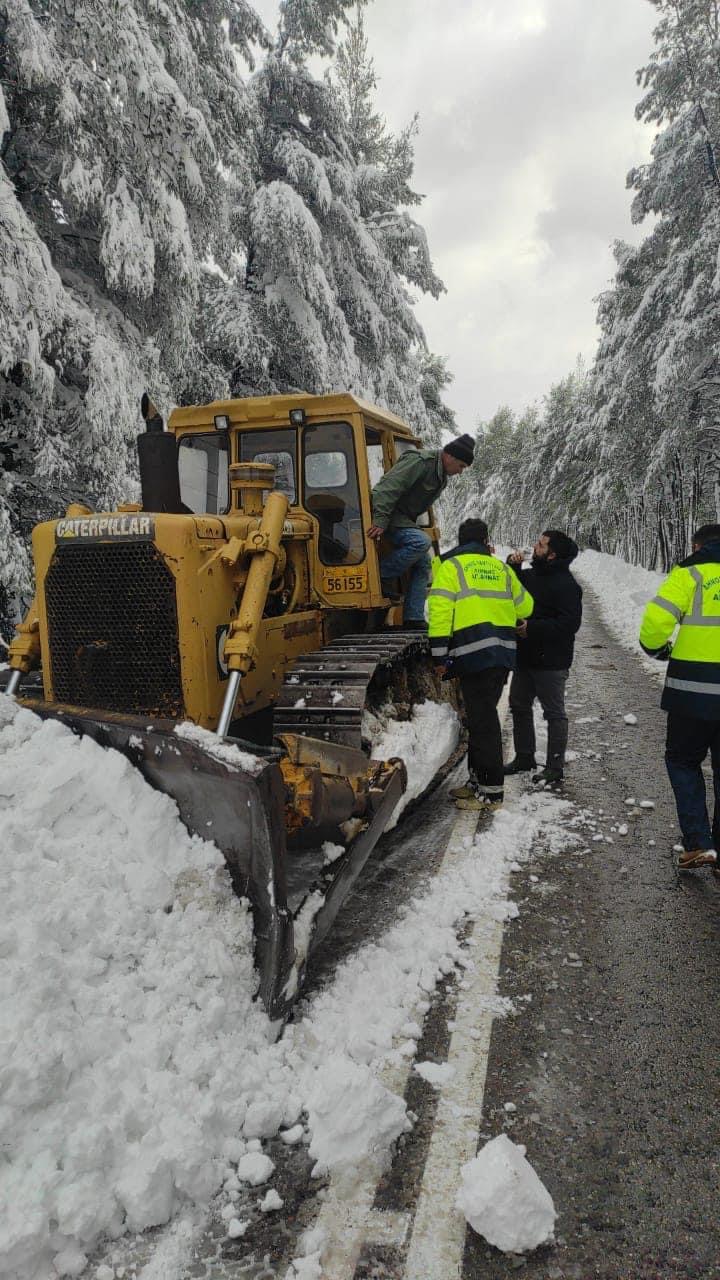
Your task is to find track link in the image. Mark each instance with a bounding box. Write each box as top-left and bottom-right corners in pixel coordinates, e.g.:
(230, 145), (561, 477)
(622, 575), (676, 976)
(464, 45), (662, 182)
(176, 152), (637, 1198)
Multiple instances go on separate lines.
(274, 631), (433, 750)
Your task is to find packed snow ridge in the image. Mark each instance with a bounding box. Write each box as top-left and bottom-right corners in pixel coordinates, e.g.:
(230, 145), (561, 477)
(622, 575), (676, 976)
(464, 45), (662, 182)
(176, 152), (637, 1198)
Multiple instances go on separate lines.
(0, 694), (564, 1278)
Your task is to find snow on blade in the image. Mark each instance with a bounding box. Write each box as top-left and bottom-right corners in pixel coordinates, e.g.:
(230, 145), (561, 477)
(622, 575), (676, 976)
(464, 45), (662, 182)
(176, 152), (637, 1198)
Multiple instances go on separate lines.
(456, 1133), (556, 1253)
(174, 721), (263, 773)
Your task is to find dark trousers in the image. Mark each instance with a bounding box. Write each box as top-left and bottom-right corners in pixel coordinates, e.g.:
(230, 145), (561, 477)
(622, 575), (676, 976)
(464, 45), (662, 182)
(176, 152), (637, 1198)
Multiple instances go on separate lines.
(665, 712), (720, 851)
(509, 667), (569, 769)
(459, 667), (508, 794)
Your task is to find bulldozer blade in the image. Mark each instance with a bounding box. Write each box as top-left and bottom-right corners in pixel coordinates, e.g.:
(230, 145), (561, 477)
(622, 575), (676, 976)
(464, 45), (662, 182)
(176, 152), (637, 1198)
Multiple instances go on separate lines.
(21, 702), (296, 1021)
(309, 764), (405, 954)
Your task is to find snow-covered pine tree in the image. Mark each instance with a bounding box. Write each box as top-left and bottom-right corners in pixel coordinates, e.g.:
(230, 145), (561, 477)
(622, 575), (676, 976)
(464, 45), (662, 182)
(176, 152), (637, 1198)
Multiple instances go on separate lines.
(200, 0), (448, 440)
(0, 0), (264, 596)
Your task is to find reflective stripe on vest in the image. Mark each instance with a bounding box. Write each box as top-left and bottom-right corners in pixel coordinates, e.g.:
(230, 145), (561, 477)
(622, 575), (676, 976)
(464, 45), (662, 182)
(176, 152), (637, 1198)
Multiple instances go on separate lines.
(651, 595), (683, 622)
(451, 635), (517, 658)
(449, 558), (513, 601)
(666, 676), (720, 696)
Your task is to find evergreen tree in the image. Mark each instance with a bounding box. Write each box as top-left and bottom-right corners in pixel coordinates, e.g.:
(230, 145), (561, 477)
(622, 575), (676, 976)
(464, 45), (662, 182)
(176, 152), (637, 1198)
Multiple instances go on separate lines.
(0, 0), (264, 593)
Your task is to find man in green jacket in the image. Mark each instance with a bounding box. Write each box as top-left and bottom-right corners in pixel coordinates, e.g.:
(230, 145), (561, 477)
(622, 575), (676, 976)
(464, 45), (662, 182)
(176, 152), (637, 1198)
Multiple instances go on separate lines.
(369, 434), (474, 625)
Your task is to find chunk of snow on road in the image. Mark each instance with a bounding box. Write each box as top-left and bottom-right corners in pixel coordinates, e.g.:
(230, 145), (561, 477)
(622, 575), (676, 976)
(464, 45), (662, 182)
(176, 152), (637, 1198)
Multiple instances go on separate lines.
(640, 800), (655, 809)
(236, 1153), (274, 1186)
(364, 698), (460, 827)
(456, 1133), (556, 1253)
(227, 1218), (249, 1238)
(623, 713), (638, 725)
(414, 1060), (456, 1087)
(259, 1189), (283, 1212)
(280, 1125), (304, 1145)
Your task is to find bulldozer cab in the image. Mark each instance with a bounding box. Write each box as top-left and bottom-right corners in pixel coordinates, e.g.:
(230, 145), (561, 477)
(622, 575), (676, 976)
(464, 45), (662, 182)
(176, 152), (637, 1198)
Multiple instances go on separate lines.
(171, 393), (437, 611)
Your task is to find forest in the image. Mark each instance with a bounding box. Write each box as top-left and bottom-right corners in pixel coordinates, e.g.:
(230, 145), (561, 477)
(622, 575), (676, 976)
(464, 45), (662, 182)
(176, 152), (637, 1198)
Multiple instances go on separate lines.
(3, 0), (720, 635)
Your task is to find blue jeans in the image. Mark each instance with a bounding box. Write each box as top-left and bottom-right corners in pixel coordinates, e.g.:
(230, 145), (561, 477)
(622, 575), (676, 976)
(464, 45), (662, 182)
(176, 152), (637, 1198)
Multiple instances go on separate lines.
(665, 712), (720, 850)
(380, 527), (432, 623)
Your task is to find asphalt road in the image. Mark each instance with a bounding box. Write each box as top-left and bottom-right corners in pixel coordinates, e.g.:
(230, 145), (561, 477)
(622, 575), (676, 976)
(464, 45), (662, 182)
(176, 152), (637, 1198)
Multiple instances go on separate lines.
(462, 592), (720, 1280)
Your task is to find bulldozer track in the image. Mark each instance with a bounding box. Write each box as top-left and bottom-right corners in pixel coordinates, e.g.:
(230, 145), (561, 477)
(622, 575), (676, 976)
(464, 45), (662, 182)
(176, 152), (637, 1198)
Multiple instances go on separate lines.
(274, 631), (437, 751)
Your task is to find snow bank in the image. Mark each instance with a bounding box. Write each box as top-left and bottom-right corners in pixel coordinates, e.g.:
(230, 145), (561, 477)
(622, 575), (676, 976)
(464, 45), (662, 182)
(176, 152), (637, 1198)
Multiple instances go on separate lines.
(364, 698), (460, 827)
(574, 549), (664, 676)
(0, 693), (565, 1278)
(0, 697), (269, 1278)
(456, 1133), (556, 1253)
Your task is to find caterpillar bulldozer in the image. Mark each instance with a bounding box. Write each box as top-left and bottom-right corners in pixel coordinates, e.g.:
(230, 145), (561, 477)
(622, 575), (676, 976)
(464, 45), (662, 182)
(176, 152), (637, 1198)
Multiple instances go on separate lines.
(4, 392), (460, 1017)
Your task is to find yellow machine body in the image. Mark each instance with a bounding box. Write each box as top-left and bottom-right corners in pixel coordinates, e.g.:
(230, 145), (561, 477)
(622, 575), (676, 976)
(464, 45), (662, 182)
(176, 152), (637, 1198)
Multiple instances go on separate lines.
(22, 393), (438, 734)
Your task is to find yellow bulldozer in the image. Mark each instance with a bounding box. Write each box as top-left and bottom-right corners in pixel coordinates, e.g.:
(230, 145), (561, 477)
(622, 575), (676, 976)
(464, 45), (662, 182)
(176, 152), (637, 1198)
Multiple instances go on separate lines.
(4, 392), (459, 1016)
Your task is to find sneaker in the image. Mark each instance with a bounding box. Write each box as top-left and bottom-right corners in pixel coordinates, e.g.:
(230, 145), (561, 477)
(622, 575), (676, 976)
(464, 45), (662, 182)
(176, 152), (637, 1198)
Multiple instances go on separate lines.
(532, 768), (564, 789)
(677, 848), (717, 871)
(455, 791), (504, 812)
(504, 756), (536, 776)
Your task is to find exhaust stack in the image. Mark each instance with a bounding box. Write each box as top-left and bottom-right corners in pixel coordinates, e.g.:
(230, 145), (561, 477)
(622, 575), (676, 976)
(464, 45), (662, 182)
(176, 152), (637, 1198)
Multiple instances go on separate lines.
(137, 393), (184, 513)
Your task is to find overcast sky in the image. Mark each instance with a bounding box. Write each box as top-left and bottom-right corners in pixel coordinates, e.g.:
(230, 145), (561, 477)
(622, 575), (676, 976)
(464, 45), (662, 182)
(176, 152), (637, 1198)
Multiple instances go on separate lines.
(253, 0), (658, 433)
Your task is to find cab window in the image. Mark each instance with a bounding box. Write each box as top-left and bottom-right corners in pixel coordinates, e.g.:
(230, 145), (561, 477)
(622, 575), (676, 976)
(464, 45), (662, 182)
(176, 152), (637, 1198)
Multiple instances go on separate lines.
(239, 429), (297, 504)
(365, 427), (385, 487)
(178, 434), (229, 514)
(303, 421), (364, 566)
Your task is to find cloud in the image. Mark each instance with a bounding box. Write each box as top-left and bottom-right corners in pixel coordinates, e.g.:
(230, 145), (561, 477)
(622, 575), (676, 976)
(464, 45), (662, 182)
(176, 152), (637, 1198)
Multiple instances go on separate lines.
(251, 0), (658, 429)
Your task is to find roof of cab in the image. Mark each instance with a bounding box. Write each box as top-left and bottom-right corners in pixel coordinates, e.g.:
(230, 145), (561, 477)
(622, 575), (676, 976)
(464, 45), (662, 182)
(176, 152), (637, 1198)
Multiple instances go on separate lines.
(168, 391), (418, 438)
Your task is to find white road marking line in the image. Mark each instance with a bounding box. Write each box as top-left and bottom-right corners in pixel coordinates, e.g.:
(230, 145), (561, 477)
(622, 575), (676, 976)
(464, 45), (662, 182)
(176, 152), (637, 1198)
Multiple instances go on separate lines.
(402, 863), (510, 1279)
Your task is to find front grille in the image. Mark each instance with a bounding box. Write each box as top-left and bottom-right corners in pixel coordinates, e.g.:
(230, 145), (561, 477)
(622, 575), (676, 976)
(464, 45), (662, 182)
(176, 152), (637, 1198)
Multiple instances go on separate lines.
(45, 542), (184, 718)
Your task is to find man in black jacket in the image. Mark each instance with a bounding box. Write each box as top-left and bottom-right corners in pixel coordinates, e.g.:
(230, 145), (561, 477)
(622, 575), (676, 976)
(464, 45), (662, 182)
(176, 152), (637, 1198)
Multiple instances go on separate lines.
(505, 530), (583, 786)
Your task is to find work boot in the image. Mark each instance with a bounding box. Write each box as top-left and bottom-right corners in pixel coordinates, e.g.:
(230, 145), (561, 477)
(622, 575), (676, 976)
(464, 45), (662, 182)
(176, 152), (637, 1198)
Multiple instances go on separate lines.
(504, 755), (536, 776)
(677, 848), (717, 872)
(455, 790), (504, 812)
(449, 778), (476, 800)
(402, 619), (428, 633)
(532, 767), (564, 789)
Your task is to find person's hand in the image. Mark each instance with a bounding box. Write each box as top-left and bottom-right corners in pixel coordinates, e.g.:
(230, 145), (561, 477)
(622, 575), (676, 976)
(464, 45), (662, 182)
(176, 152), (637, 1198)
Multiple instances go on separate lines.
(368, 524), (384, 542)
(508, 549), (523, 565)
(488, 543), (496, 555)
(516, 619), (528, 639)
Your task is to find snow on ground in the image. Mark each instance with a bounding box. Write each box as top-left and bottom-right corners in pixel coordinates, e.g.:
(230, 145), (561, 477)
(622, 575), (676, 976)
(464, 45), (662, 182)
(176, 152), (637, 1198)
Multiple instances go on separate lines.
(0, 693), (566, 1280)
(364, 699), (460, 827)
(574, 549), (664, 678)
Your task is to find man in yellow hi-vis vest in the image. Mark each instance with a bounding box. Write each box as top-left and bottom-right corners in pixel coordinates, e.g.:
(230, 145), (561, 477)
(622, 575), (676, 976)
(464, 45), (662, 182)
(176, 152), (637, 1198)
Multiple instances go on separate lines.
(639, 523), (720, 872)
(428, 517), (533, 811)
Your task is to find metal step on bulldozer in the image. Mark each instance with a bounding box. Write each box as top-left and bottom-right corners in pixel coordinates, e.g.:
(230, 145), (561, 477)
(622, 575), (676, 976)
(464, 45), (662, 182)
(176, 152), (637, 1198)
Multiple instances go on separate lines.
(3, 392), (461, 1018)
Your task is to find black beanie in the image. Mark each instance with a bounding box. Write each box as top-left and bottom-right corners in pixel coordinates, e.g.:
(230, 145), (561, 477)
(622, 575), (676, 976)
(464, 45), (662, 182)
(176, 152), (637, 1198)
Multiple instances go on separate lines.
(443, 434), (475, 465)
